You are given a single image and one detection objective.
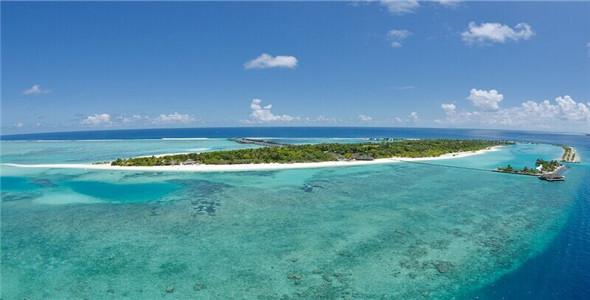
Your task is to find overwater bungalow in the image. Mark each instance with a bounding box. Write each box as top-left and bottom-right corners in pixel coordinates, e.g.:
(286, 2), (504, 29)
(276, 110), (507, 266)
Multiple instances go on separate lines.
(539, 165), (566, 181)
(539, 173), (565, 181)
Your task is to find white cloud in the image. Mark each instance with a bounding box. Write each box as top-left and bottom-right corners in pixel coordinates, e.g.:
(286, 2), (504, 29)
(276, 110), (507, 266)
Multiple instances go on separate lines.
(358, 114), (374, 122)
(248, 99), (297, 122)
(439, 95), (590, 132)
(306, 115), (339, 123)
(376, 0), (457, 14)
(119, 114), (148, 124)
(555, 96), (590, 121)
(441, 103), (457, 115)
(79, 113), (194, 127)
(380, 0), (419, 15)
(462, 22), (534, 45)
(387, 29), (412, 48)
(154, 112), (195, 124)
(586, 42), (590, 57)
(434, 0), (460, 6)
(392, 112), (419, 125)
(14, 122), (24, 128)
(244, 53), (298, 69)
(82, 113), (111, 125)
(23, 84), (50, 95)
(467, 88), (504, 111)
(440, 103), (462, 123)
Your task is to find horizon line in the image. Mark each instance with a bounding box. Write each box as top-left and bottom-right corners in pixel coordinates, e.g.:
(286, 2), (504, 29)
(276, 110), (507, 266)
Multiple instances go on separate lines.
(1, 126), (586, 140)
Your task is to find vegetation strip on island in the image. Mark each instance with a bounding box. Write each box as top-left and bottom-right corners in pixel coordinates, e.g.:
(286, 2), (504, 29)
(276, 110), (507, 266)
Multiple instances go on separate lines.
(228, 138), (285, 147)
(495, 159), (562, 176)
(561, 146), (579, 163)
(110, 139), (509, 166)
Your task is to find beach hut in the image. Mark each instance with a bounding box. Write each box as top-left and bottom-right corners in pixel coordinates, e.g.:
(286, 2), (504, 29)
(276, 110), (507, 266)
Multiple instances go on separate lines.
(183, 159), (196, 165)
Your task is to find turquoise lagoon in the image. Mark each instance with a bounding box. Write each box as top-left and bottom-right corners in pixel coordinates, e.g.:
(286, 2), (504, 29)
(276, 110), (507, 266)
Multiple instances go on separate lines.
(0, 135), (587, 299)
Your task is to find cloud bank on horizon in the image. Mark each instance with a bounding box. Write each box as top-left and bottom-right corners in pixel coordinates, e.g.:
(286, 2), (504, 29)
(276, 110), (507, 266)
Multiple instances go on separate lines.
(246, 99), (297, 123)
(2, 1), (589, 134)
(439, 92), (590, 131)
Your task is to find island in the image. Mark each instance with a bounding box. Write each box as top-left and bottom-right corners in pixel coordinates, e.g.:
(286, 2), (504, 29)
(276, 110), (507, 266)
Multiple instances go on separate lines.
(111, 139), (509, 166)
(496, 159), (561, 175)
(561, 146), (579, 163)
(495, 158), (567, 181)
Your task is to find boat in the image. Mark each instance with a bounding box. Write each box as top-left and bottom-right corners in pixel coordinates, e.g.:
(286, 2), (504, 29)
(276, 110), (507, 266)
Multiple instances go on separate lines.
(539, 174), (565, 181)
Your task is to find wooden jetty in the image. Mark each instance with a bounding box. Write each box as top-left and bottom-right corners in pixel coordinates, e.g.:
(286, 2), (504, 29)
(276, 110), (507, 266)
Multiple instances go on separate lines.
(492, 167), (566, 181)
(399, 158), (568, 183)
(229, 138), (285, 147)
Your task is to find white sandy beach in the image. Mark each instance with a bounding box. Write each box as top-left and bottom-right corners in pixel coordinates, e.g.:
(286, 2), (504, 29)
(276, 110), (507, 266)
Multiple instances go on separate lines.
(2, 146), (502, 173)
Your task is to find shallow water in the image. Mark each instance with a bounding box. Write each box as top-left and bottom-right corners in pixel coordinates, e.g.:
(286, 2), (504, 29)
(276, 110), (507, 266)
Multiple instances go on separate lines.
(1, 132), (588, 299)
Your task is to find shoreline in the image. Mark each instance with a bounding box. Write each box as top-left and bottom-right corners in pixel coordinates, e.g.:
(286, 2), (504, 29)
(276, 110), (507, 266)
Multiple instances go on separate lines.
(2, 146), (502, 173)
(570, 147), (582, 163)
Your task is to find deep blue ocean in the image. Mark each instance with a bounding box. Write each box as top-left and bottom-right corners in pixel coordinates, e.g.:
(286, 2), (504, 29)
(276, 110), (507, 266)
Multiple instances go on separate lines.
(1, 127), (588, 299)
(2, 127), (587, 144)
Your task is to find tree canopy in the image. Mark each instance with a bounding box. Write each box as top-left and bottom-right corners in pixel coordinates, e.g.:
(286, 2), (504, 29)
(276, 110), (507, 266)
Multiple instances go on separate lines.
(111, 139), (509, 166)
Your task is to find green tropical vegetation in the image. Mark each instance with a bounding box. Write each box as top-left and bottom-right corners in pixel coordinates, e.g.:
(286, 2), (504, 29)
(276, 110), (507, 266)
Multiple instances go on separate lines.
(496, 159), (561, 175)
(535, 159), (561, 171)
(111, 139), (509, 166)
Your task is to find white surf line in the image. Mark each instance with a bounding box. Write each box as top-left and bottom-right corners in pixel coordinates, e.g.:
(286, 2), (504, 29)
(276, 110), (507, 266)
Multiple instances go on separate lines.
(160, 138), (210, 140)
(1, 146), (502, 173)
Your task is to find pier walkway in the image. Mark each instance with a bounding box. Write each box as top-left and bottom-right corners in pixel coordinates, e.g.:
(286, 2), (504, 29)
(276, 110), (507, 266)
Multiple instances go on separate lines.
(396, 159), (494, 174)
(229, 138), (285, 147)
(396, 159), (567, 181)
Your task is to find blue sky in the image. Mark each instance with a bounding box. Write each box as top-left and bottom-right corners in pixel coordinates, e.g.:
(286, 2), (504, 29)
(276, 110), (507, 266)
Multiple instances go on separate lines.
(2, 1), (589, 134)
